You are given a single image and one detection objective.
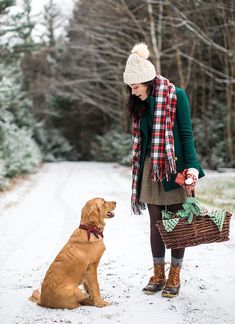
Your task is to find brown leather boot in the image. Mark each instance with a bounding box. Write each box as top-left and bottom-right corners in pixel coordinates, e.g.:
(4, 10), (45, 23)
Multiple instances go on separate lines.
(142, 263), (165, 294)
(162, 264), (181, 298)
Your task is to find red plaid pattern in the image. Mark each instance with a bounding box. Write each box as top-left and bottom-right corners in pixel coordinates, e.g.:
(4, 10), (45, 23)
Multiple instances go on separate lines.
(131, 75), (177, 214)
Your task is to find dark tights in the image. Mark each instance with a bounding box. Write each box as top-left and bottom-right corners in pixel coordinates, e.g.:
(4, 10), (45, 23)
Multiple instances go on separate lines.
(147, 204), (185, 259)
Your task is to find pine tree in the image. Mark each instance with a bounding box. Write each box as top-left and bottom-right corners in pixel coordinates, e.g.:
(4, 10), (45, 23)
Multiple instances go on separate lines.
(0, 0), (14, 14)
(0, 62), (42, 186)
(0, 0), (14, 42)
(6, 0), (38, 53)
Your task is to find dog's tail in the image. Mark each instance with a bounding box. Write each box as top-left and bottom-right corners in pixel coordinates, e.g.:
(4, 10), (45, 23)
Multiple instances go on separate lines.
(29, 289), (41, 304)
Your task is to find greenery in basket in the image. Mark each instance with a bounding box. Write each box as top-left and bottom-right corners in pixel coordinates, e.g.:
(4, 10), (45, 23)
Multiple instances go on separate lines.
(161, 197), (227, 233)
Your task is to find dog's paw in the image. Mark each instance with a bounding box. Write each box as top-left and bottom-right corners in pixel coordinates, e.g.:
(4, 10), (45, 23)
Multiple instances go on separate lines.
(94, 299), (110, 308)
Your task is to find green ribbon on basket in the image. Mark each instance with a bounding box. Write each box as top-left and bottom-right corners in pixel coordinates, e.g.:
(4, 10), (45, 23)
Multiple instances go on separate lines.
(161, 197), (226, 232)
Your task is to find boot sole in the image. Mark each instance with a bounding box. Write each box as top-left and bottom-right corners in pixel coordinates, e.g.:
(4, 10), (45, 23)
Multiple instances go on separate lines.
(142, 283), (165, 295)
(143, 288), (163, 295)
(143, 291), (158, 295)
(162, 291), (178, 298)
(162, 286), (180, 298)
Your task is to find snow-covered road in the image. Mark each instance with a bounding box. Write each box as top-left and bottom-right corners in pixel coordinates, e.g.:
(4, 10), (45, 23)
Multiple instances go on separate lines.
(0, 162), (234, 324)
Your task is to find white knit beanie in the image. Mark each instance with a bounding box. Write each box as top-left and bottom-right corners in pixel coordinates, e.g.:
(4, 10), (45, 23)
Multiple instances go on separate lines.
(123, 43), (156, 85)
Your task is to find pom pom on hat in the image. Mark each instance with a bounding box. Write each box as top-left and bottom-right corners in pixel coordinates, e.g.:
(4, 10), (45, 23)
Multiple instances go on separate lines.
(123, 42), (156, 85)
(131, 43), (150, 59)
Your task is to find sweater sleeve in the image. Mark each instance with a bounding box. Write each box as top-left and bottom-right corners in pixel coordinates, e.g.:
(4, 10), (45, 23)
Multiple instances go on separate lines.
(176, 89), (199, 170)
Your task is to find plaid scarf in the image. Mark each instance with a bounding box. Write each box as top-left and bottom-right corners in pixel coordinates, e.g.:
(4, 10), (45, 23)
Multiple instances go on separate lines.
(131, 75), (177, 214)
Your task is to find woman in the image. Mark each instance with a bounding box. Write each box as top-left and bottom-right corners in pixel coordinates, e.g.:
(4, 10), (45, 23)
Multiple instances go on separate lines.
(123, 43), (205, 298)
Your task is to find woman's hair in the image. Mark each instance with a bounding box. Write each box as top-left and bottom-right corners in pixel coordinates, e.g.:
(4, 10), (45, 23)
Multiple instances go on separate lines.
(126, 78), (156, 121)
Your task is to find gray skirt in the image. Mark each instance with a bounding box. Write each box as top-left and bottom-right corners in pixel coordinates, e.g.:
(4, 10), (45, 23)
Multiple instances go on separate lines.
(139, 156), (187, 205)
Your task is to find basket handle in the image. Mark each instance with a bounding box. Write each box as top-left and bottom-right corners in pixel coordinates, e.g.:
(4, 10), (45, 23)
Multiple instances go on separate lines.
(188, 189), (195, 198)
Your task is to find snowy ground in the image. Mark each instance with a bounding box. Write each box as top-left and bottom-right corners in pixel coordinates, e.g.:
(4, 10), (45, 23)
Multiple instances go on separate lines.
(0, 162), (234, 324)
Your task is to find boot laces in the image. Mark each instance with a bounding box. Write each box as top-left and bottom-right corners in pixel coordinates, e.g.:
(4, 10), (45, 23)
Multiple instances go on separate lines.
(154, 264), (164, 277)
(167, 266), (180, 286)
(149, 264), (165, 283)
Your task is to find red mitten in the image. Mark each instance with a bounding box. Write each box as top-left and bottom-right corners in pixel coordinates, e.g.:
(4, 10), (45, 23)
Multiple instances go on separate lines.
(175, 168), (198, 196)
(175, 169), (188, 186)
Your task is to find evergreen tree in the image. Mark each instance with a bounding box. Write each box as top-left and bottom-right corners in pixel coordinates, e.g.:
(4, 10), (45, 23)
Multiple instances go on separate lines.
(0, 0), (14, 41)
(6, 0), (38, 53)
(0, 62), (42, 187)
(0, 0), (14, 14)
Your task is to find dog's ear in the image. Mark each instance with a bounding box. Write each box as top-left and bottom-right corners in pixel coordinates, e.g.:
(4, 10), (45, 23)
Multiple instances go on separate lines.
(81, 203), (100, 226)
(81, 204), (93, 224)
(89, 203), (103, 226)
(81, 205), (88, 224)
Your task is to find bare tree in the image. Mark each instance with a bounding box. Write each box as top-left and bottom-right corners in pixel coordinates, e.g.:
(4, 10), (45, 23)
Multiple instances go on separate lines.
(42, 0), (63, 47)
(37, 0), (234, 165)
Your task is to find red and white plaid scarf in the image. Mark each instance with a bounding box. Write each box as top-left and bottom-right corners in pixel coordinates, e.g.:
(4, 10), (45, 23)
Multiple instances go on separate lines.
(131, 75), (177, 214)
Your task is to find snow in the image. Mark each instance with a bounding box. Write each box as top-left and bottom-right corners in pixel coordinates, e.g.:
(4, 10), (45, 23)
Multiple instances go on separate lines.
(0, 162), (234, 324)
(6, 0), (75, 44)
(15, 0), (74, 17)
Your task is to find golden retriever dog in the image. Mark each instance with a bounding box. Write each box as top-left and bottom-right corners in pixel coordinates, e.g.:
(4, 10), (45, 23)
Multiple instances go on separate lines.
(29, 198), (116, 309)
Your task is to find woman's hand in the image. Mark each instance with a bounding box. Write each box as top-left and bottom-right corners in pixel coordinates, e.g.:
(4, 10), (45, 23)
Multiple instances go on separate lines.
(183, 168), (198, 196)
(175, 168), (199, 196)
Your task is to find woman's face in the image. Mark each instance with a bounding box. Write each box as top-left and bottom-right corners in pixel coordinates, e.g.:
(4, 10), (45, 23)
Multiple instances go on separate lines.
(129, 83), (148, 101)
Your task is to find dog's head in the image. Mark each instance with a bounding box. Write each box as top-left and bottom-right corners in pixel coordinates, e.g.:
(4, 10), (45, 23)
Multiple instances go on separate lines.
(80, 198), (116, 228)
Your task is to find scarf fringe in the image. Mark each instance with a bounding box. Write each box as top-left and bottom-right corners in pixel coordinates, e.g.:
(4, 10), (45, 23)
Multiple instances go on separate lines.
(131, 200), (146, 215)
(151, 158), (176, 182)
(131, 75), (177, 212)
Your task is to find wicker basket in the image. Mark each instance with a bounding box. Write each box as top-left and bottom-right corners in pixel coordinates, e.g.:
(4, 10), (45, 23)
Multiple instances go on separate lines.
(156, 211), (232, 249)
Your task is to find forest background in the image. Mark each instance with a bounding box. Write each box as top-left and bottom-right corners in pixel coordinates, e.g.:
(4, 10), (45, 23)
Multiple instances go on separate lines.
(0, 0), (234, 189)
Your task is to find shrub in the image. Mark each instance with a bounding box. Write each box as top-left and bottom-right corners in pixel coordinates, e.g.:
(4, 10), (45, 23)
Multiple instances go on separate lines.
(91, 129), (132, 166)
(0, 111), (42, 180)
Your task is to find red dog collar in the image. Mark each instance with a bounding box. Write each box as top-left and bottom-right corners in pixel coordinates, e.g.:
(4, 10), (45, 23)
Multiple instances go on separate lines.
(79, 224), (103, 241)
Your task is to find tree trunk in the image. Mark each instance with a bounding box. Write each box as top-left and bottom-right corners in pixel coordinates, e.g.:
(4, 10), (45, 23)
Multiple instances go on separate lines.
(147, 1), (162, 74)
